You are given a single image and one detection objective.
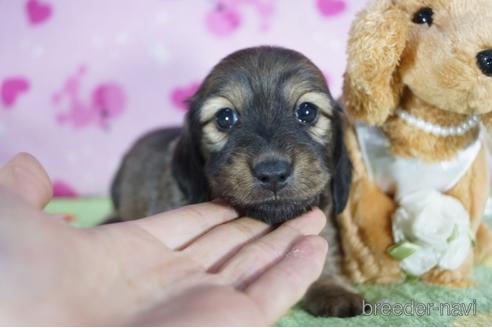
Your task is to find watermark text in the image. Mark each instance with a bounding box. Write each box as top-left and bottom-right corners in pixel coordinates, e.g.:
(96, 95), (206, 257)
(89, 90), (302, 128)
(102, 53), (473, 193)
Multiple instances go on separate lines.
(363, 300), (477, 317)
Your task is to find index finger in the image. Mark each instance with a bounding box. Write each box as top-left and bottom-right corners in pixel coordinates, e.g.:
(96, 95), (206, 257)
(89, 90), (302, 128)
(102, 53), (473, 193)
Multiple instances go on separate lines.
(130, 201), (239, 249)
(245, 235), (328, 324)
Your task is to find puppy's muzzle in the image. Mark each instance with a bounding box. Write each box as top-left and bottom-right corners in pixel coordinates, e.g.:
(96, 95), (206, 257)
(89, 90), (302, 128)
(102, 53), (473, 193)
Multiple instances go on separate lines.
(252, 159), (293, 193)
(477, 49), (492, 76)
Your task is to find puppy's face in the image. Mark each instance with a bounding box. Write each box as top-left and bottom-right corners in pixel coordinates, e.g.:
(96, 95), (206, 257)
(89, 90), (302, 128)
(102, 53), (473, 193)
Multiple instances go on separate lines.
(397, 0), (492, 114)
(176, 47), (350, 224)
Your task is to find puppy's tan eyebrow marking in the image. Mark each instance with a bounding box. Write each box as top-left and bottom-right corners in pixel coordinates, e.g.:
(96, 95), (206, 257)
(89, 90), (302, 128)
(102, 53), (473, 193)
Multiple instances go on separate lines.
(200, 96), (236, 125)
(293, 91), (334, 145)
(297, 91), (334, 118)
(284, 79), (313, 103)
(283, 76), (334, 117)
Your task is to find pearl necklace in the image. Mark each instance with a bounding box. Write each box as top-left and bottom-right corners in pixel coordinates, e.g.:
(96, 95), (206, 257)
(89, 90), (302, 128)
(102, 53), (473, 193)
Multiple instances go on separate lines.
(396, 109), (480, 137)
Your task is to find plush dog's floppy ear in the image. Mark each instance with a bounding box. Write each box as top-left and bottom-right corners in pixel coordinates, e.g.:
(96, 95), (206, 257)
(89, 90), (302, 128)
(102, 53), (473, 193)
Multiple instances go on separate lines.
(482, 113), (492, 132)
(330, 109), (352, 215)
(172, 109), (209, 203)
(343, 0), (408, 125)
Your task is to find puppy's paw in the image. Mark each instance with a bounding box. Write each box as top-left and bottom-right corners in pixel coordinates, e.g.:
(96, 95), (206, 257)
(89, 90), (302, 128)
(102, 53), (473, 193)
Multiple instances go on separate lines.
(303, 284), (366, 318)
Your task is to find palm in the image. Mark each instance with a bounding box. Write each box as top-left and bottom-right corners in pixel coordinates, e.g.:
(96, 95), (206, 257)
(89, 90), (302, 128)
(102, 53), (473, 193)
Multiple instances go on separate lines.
(96, 204), (326, 325)
(0, 154), (327, 326)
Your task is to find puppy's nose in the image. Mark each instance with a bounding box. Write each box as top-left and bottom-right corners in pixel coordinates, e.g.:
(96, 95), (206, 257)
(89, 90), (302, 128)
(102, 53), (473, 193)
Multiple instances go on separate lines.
(253, 160), (292, 192)
(477, 50), (492, 76)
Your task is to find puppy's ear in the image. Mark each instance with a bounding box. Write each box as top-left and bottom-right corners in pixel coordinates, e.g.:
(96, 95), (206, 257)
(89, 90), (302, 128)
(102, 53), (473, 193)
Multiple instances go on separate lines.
(172, 109), (209, 203)
(343, 0), (408, 125)
(330, 110), (352, 215)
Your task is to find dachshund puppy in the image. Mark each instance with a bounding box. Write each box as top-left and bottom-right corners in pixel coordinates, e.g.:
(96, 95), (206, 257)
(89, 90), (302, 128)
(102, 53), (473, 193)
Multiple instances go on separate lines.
(111, 46), (362, 317)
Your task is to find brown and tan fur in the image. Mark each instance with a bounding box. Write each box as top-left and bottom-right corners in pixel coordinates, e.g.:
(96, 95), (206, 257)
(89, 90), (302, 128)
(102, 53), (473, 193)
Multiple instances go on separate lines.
(340, 0), (492, 287)
(111, 46), (363, 317)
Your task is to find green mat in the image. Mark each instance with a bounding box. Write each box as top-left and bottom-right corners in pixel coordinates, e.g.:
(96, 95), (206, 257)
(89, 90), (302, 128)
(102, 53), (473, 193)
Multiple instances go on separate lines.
(45, 198), (492, 327)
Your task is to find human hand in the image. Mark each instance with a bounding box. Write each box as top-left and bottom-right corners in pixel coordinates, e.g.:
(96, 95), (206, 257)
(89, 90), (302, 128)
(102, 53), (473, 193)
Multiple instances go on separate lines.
(0, 153), (328, 326)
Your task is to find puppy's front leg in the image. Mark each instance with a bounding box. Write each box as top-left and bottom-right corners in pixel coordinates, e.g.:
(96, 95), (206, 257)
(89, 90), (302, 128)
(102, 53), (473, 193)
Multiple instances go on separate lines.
(303, 220), (365, 317)
(304, 274), (365, 317)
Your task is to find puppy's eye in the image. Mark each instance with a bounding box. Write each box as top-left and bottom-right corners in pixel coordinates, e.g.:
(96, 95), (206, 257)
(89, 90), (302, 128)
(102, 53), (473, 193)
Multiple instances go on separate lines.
(413, 7), (434, 26)
(215, 107), (239, 130)
(296, 102), (319, 125)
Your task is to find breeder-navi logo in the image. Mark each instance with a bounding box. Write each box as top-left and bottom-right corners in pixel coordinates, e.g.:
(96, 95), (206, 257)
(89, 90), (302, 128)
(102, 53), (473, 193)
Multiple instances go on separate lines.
(363, 300), (477, 317)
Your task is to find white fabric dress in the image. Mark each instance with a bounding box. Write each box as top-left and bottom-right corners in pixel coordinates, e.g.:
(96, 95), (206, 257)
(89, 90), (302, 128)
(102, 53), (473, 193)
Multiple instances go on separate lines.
(355, 123), (481, 276)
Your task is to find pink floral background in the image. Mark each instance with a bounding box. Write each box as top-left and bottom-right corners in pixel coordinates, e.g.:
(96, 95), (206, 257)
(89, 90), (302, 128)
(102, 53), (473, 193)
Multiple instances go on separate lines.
(0, 0), (367, 196)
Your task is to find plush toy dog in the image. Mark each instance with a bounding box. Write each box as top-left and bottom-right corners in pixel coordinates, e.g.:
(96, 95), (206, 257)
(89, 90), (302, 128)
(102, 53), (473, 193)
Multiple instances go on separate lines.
(340, 0), (492, 287)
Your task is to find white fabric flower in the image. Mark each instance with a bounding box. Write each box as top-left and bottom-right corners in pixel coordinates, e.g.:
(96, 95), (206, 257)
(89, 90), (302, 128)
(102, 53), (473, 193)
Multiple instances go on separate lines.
(391, 190), (473, 276)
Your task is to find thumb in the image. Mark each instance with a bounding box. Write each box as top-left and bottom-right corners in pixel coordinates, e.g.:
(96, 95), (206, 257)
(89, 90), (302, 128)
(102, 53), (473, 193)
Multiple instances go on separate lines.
(0, 153), (53, 209)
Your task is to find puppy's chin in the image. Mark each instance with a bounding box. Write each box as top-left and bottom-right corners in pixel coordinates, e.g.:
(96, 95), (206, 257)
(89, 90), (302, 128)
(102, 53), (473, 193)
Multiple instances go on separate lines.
(231, 197), (321, 225)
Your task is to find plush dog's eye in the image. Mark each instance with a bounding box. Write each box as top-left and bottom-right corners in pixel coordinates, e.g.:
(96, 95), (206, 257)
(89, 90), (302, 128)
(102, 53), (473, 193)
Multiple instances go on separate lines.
(413, 7), (434, 26)
(215, 108), (239, 130)
(296, 102), (319, 124)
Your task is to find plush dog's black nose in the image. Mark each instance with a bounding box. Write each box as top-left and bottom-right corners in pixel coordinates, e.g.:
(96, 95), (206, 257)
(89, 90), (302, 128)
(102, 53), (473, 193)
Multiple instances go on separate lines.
(477, 50), (492, 76)
(253, 160), (292, 192)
